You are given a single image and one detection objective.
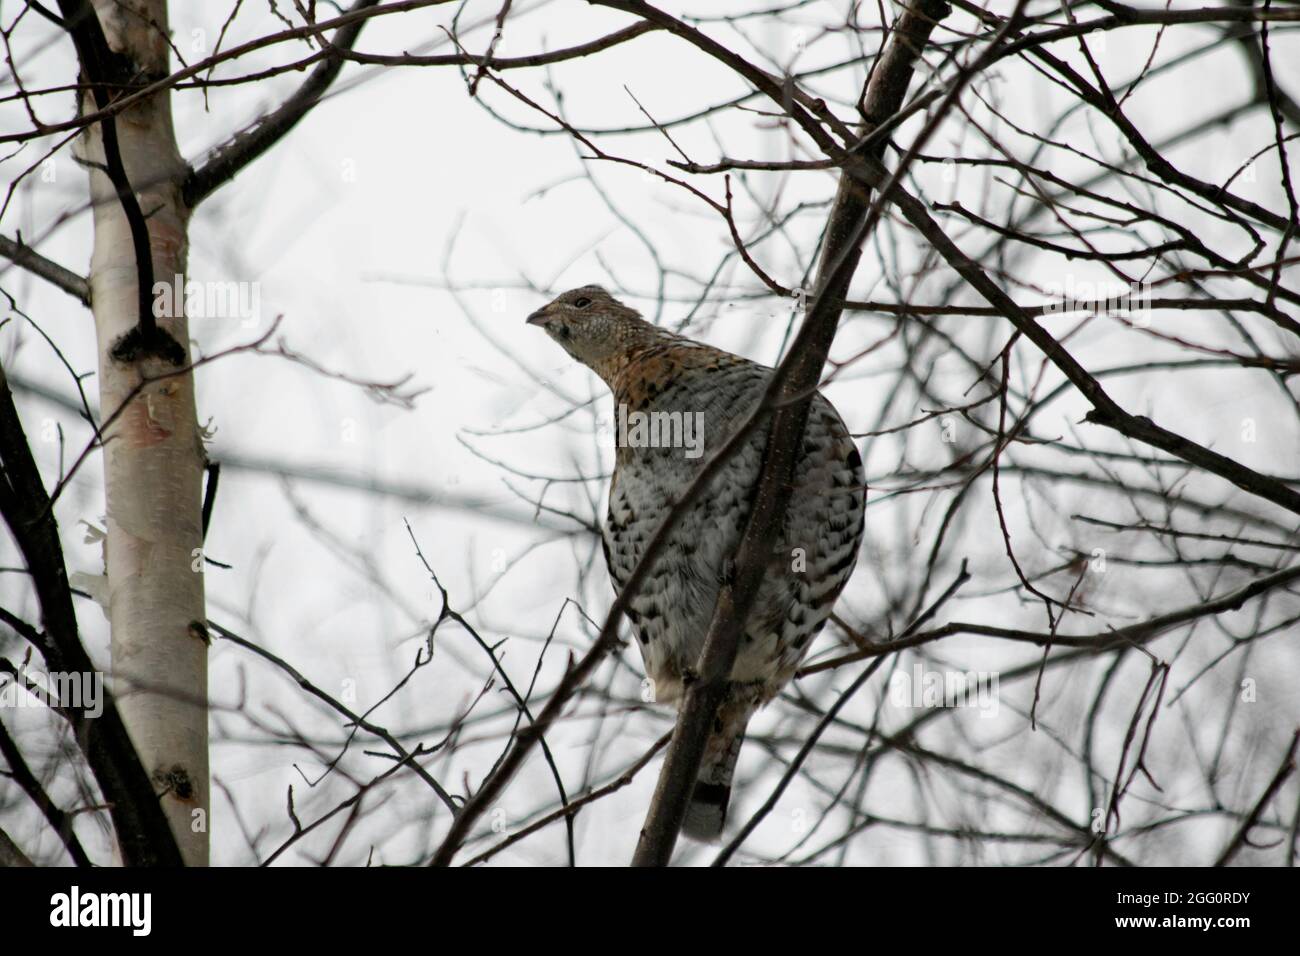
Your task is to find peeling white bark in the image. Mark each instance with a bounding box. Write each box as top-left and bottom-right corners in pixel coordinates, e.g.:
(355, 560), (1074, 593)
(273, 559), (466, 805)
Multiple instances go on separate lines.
(76, 0), (208, 865)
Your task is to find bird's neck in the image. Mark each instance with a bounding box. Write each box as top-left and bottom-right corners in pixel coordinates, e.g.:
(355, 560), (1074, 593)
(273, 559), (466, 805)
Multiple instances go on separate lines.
(589, 322), (683, 400)
(602, 342), (685, 410)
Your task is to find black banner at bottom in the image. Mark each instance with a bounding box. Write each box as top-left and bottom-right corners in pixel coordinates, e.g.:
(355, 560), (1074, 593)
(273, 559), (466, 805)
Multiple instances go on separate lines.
(0, 864), (1287, 942)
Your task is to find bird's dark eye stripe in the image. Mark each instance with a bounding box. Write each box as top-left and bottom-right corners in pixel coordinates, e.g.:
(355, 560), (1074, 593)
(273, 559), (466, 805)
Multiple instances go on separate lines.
(574, 296), (592, 308)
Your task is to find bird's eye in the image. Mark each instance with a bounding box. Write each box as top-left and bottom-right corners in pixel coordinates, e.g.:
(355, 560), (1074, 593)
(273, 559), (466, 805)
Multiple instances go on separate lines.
(573, 296), (592, 309)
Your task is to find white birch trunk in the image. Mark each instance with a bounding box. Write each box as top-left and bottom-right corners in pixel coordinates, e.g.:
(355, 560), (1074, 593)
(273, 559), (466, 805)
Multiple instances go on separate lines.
(76, 0), (208, 865)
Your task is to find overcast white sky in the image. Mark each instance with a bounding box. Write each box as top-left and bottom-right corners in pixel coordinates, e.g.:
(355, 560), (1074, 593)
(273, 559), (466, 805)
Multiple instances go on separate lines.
(2, 1), (1298, 865)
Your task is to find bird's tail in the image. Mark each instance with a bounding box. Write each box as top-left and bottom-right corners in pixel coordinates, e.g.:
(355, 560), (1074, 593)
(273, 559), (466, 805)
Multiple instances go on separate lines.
(682, 702), (755, 843)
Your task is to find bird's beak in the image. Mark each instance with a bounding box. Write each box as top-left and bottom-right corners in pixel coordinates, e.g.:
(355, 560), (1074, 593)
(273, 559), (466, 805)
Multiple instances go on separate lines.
(526, 305), (552, 326)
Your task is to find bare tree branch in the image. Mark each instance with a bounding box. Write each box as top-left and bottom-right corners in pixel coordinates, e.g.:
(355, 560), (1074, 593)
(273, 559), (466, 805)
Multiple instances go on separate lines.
(183, 0), (381, 208)
(0, 234), (90, 306)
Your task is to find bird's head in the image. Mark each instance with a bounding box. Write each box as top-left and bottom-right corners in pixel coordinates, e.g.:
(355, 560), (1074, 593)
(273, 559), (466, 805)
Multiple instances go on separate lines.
(526, 286), (654, 377)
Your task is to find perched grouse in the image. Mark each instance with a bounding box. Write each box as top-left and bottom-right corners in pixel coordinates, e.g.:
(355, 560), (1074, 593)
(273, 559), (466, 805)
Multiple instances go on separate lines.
(528, 286), (866, 839)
